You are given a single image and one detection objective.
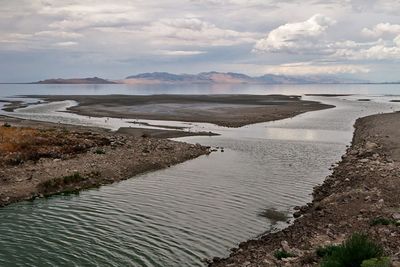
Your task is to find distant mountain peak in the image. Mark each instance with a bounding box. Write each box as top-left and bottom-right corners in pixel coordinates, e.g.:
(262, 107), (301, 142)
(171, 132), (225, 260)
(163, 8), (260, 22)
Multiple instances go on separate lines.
(34, 77), (116, 84)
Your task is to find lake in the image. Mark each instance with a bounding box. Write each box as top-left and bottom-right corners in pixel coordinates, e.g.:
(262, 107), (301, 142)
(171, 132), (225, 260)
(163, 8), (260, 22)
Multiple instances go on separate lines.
(0, 83), (399, 266)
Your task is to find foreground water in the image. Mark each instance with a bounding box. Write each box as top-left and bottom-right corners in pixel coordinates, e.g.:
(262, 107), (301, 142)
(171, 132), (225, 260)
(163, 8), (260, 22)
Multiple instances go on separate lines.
(0, 84), (399, 266)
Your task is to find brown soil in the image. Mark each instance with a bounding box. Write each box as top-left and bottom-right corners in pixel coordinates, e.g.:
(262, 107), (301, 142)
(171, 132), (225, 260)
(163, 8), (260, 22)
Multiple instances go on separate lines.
(210, 111), (400, 266)
(25, 95), (334, 127)
(0, 117), (211, 207)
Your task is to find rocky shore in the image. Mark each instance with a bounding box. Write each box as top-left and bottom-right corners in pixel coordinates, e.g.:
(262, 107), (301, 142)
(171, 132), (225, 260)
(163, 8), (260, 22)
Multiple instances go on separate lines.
(210, 112), (400, 266)
(0, 117), (210, 207)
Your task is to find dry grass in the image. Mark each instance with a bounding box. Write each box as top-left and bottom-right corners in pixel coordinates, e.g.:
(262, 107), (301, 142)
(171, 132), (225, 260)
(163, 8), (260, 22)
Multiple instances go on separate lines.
(0, 125), (110, 166)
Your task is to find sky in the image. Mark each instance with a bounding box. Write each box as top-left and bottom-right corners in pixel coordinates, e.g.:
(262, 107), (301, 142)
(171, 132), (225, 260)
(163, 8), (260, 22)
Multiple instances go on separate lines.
(0, 0), (399, 82)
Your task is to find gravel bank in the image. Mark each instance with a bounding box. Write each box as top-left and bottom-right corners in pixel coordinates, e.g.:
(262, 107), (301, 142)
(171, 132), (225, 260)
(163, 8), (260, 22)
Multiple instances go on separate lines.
(0, 117), (211, 207)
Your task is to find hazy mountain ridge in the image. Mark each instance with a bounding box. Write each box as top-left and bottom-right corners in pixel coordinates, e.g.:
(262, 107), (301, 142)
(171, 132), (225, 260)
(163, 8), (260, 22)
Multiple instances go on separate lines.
(31, 72), (371, 84)
(124, 72), (367, 84)
(34, 77), (116, 84)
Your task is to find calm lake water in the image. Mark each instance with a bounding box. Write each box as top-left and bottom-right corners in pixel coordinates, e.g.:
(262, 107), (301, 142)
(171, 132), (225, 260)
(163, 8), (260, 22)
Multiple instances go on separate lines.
(0, 83), (400, 266)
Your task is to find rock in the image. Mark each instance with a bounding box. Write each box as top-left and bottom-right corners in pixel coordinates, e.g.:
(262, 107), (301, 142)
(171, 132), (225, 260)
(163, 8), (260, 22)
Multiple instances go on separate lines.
(281, 241), (291, 252)
(360, 209), (368, 214)
(360, 158), (369, 163)
(392, 213), (400, 220)
(365, 141), (378, 150)
(293, 211), (302, 218)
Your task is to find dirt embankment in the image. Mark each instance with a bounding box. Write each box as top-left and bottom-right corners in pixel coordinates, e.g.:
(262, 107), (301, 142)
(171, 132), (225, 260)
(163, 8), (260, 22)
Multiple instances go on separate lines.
(210, 112), (400, 266)
(26, 94), (334, 128)
(0, 117), (210, 207)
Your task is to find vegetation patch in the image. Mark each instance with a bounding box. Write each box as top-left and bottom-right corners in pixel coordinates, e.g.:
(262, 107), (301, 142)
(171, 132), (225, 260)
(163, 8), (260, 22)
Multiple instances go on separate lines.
(94, 148), (106, 154)
(0, 126), (110, 166)
(38, 172), (87, 193)
(320, 233), (385, 267)
(361, 257), (391, 267)
(370, 217), (398, 226)
(274, 250), (295, 260)
(316, 245), (341, 258)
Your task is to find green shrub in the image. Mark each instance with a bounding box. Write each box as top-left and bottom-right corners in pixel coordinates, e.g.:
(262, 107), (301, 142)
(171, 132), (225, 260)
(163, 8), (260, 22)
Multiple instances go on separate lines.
(316, 245), (340, 258)
(274, 250), (295, 260)
(361, 257), (390, 267)
(94, 148), (106, 154)
(370, 217), (395, 226)
(320, 233), (384, 267)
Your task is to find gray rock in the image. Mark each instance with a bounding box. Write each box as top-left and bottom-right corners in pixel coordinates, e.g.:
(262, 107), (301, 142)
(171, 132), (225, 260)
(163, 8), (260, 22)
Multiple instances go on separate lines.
(365, 141), (378, 150)
(392, 213), (400, 220)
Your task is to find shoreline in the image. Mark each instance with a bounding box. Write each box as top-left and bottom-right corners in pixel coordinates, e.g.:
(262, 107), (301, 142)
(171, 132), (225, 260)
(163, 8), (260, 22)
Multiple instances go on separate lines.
(22, 94), (334, 127)
(0, 116), (211, 207)
(210, 111), (400, 266)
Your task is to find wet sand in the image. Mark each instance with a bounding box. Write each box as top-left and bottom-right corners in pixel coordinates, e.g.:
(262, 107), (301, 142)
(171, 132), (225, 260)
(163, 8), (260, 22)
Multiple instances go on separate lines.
(26, 95), (334, 127)
(210, 111), (400, 266)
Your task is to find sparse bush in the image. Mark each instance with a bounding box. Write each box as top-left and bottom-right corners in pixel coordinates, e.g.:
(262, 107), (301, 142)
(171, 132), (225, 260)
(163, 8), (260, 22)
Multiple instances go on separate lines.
(62, 172), (85, 184)
(0, 127), (109, 166)
(94, 148), (106, 154)
(320, 233), (384, 267)
(370, 217), (396, 226)
(316, 245), (340, 258)
(361, 257), (390, 267)
(38, 172), (86, 193)
(274, 249), (295, 260)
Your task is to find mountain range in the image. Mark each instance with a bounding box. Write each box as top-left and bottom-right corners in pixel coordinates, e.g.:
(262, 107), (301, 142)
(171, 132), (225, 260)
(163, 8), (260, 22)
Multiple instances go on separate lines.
(123, 72), (366, 84)
(34, 77), (117, 84)
(32, 72), (372, 84)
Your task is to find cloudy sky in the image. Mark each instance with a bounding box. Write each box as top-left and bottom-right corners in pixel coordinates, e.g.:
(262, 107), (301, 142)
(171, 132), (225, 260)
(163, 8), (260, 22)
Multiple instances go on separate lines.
(1, 0), (399, 82)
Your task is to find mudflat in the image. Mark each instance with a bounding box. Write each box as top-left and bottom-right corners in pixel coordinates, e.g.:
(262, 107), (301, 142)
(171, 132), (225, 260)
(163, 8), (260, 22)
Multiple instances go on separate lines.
(210, 111), (400, 266)
(27, 95), (334, 127)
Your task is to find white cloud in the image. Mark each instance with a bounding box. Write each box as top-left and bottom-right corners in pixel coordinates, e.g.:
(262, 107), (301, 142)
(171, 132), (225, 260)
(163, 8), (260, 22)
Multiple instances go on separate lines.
(228, 61), (370, 76)
(262, 62), (370, 75)
(54, 41), (78, 47)
(362, 23), (400, 38)
(34, 31), (82, 39)
(335, 45), (400, 60)
(350, 0), (400, 14)
(394, 35), (400, 47)
(143, 17), (259, 46)
(254, 14), (336, 54)
(333, 36), (400, 60)
(157, 50), (206, 56)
